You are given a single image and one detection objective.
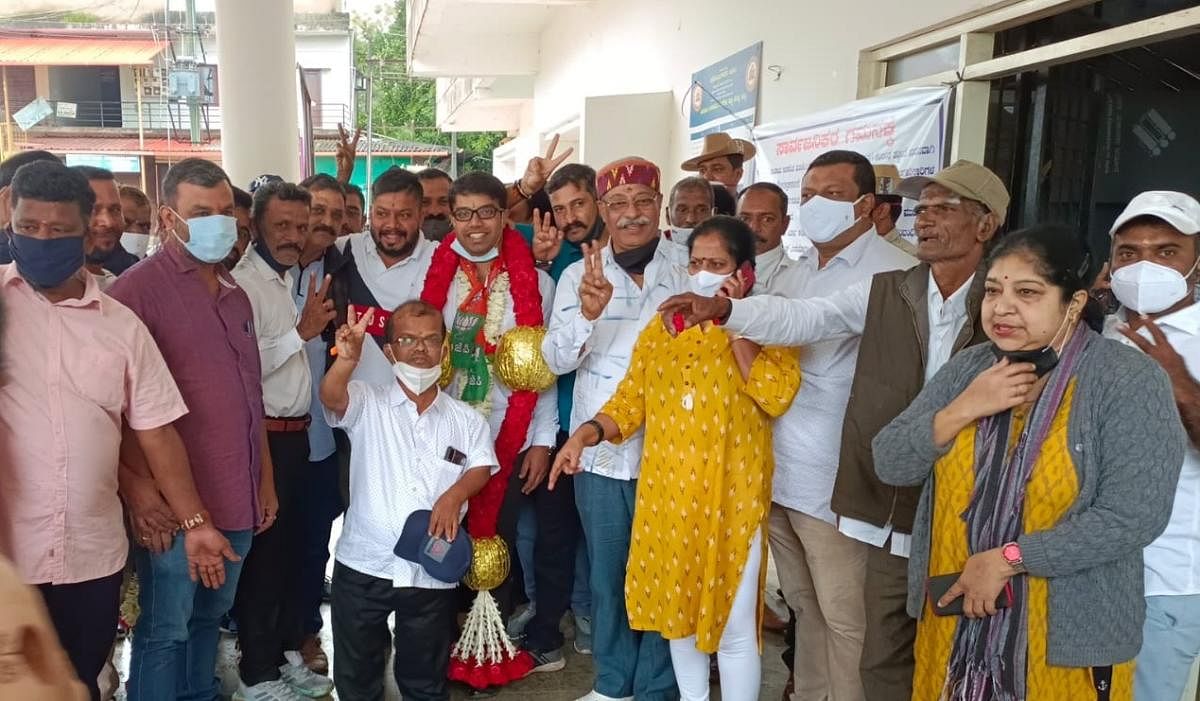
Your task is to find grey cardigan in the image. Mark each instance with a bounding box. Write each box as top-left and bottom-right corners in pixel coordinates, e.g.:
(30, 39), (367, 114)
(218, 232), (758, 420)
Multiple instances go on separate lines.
(872, 330), (1186, 667)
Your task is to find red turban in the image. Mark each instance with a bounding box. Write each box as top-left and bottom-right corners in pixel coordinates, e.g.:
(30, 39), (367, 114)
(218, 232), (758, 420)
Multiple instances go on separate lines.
(595, 157), (661, 198)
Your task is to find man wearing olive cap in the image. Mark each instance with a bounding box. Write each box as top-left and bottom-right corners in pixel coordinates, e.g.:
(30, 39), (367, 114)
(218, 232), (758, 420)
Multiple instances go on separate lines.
(659, 159), (1010, 701)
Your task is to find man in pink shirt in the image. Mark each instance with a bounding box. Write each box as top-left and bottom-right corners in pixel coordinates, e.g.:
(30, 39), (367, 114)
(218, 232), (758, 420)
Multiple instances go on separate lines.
(0, 160), (240, 700)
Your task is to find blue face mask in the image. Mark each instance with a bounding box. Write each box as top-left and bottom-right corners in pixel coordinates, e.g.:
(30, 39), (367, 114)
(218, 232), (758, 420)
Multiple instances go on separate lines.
(7, 229), (84, 289)
(170, 210), (237, 264)
(450, 237), (499, 263)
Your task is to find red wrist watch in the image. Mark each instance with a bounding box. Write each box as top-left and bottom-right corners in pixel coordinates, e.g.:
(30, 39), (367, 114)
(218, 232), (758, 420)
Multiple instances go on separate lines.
(1001, 541), (1026, 574)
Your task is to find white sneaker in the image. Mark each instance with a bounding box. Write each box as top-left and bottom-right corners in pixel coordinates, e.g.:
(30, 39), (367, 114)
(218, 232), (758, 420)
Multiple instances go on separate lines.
(232, 678), (304, 701)
(575, 691), (633, 701)
(507, 603), (536, 639)
(280, 650), (334, 697)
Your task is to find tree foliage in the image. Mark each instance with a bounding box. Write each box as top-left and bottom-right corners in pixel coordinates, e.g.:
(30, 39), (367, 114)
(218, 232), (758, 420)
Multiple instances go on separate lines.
(353, 1), (505, 172)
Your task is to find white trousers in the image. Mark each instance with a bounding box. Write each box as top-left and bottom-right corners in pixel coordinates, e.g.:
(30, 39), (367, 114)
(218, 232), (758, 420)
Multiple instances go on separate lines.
(668, 531), (763, 701)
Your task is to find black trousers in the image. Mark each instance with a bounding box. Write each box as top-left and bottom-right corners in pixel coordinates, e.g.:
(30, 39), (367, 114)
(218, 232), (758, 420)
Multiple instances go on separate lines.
(37, 569), (123, 701)
(494, 443), (580, 653)
(331, 562), (458, 701)
(234, 429), (310, 683)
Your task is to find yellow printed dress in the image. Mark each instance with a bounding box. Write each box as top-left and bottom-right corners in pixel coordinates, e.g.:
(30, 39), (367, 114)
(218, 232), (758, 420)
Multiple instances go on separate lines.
(912, 382), (1134, 700)
(601, 320), (800, 653)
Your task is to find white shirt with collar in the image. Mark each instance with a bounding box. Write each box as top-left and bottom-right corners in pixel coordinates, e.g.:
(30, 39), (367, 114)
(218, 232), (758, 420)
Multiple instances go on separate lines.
(765, 230), (916, 525)
(925, 269), (975, 383)
(659, 230), (690, 270)
(1104, 304), (1200, 597)
(542, 242), (687, 480)
(327, 381), (498, 589)
(232, 247), (312, 417)
(440, 265), (559, 450)
(341, 231), (435, 311)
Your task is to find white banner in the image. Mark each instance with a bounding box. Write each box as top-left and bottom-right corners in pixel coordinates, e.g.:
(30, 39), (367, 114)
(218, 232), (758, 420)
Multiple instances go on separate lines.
(752, 87), (952, 255)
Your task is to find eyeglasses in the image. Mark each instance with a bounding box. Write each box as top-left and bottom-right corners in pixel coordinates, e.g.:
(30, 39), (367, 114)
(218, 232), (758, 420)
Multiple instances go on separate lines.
(391, 334), (444, 350)
(451, 205), (501, 223)
(601, 195), (658, 212)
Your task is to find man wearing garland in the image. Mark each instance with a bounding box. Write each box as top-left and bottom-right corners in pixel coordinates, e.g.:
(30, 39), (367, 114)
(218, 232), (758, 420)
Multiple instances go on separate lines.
(420, 172), (565, 676)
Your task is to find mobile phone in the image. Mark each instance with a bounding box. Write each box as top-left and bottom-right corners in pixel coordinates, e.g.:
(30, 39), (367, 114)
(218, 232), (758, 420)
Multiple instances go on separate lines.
(737, 261), (756, 292)
(927, 573), (1012, 616)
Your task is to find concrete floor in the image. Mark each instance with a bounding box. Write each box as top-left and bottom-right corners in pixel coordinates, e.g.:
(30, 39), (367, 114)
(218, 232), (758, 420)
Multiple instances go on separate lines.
(111, 609), (790, 700)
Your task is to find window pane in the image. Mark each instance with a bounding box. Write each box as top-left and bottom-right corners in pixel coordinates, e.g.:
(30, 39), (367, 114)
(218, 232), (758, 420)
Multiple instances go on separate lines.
(885, 42), (960, 85)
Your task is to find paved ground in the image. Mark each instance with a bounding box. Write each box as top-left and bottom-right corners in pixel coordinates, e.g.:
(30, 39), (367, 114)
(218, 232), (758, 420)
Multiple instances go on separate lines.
(112, 609), (790, 700)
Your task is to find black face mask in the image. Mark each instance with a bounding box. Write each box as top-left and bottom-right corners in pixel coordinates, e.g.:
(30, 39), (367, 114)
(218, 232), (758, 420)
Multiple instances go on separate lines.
(990, 343), (1060, 378)
(612, 237), (659, 275)
(254, 237), (294, 274)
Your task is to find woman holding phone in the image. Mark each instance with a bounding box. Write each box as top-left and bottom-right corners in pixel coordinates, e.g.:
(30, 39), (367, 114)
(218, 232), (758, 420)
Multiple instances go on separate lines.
(551, 216), (799, 701)
(873, 225), (1185, 700)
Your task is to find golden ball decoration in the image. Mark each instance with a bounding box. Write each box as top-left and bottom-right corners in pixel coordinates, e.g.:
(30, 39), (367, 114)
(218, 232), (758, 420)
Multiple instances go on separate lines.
(439, 341), (454, 388)
(493, 326), (556, 392)
(463, 535), (510, 591)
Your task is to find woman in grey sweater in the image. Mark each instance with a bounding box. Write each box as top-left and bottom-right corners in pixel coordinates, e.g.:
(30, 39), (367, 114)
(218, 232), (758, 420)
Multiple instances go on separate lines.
(873, 225), (1185, 701)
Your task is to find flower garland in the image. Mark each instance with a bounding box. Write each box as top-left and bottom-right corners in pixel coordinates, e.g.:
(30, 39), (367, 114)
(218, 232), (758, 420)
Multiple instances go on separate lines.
(421, 227), (542, 538)
(450, 269), (510, 419)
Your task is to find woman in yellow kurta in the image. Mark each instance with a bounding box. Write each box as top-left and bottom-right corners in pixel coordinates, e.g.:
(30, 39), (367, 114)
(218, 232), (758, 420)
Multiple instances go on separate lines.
(874, 225), (1186, 701)
(552, 216), (799, 701)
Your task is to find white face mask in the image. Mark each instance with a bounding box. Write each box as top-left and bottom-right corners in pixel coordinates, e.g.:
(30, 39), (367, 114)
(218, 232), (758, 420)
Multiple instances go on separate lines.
(392, 360), (442, 395)
(796, 194), (864, 244)
(121, 232), (151, 258)
(670, 226), (694, 244)
(1110, 259), (1198, 315)
(688, 270), (729, 296)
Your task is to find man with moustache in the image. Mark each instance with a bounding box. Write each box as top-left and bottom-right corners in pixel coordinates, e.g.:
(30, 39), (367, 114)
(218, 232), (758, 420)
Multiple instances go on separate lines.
(660, 176), (714, 267)
(418, 168), (454, 241)
(542, 157), (682, 701)
(73, 166), (140, 277)
(290, 172), (350, 675)
(119, 184), (154, 259)
(328, 167), (434, 349)
(230, 181), (336, 700)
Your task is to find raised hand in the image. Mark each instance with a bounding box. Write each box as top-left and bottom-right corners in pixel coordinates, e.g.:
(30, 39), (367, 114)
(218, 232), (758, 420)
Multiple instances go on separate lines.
(657, 293), (732, 335)
(335, 123), (363, 184)
(335, 305), (375, 362)
(298, 273), (336, 340)
(532, 208), (564, 263)
(578, 241), (613, 321)
(520, 133), (573, 195)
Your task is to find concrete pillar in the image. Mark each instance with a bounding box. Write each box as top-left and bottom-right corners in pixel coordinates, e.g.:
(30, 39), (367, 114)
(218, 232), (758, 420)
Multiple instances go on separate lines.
(214, 0), (300, 186)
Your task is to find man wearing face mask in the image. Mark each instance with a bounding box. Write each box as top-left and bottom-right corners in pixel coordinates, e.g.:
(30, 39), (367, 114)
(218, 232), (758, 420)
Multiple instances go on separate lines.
(743, 153), (915, 701)
(120, 184), (154, 259)
(320, 300), (497, 700)
(419, 171), (564, 676)
(290, 173), (350, 675)
(327, 167), (435, 350)
(228, 182), (336, 700)
(1, 159), (238, 701)
(1100, 191), (1200, 701)
(418, 168), (454, 241)
(541, 157), (683, 701)
(107, 158), (278, 701)
(0, 150), (60, 264)
(661, 159), (1008, 701)
(73, 166), (140, 277)
(661, 176), (714, 268)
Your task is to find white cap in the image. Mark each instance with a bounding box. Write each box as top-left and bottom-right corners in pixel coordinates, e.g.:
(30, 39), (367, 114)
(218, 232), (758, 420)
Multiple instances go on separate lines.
(1109, 191), (1200, 237)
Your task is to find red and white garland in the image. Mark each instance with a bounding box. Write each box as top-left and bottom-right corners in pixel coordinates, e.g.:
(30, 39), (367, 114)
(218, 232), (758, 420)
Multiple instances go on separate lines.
(421, 227), (542, 687)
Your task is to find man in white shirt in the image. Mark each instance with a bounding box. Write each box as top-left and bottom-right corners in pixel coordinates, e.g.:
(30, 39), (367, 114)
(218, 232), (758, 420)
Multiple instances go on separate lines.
(870, 164), (919, 257)
(542, 156), (684, 701)
(321, 300), (496, 701)
(328, 167), (436, 349)
(1102, 191), (1200, 701)
(420, 171), (563, 672)
(741, 153), (915, 701)
(661, 176), (714, 268)
(230, 181), (336, 701)
(660, 159), (1008, 701)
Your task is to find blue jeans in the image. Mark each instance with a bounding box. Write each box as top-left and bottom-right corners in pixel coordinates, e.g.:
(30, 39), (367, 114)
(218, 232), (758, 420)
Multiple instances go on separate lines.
(517, 503), (592, 618)
(575, 471), (677, 700)
(128, 528), (254, 701)
(1134, 594), (1200, 701)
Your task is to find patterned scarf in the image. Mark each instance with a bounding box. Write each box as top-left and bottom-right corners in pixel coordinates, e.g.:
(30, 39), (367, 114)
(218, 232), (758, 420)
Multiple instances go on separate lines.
(941, 323), (1094, 701)
(448, 256), (505, 404)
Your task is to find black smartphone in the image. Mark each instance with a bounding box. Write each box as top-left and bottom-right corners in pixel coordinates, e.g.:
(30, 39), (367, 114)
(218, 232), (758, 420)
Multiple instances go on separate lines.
(927, 573), (1013, 616)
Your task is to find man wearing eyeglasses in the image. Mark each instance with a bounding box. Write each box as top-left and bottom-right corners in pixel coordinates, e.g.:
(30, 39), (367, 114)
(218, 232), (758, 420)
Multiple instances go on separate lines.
(659, 159), (1008, 701)
(660, 176), (714, 268)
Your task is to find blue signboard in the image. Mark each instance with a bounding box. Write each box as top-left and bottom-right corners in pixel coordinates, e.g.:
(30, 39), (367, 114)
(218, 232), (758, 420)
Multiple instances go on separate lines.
(688, 42), (762, 141)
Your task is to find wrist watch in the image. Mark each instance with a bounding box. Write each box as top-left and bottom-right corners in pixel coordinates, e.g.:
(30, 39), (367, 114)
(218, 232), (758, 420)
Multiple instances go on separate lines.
(1001, 541), (1026, 573)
